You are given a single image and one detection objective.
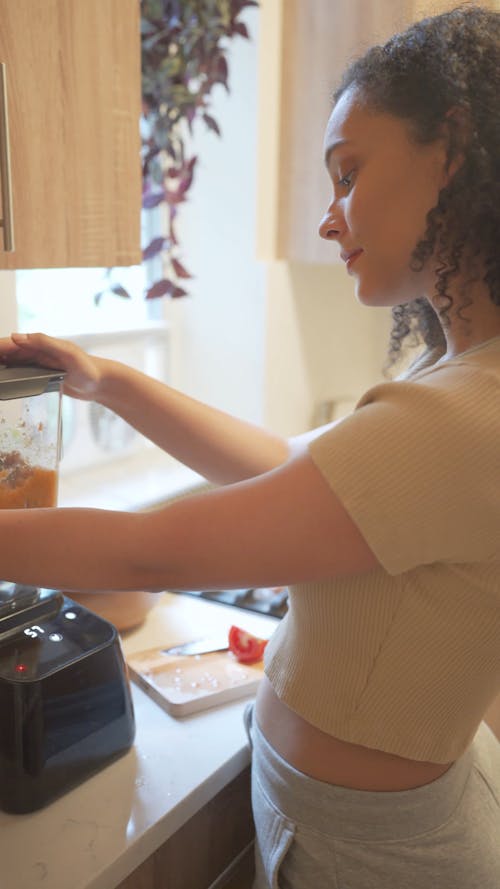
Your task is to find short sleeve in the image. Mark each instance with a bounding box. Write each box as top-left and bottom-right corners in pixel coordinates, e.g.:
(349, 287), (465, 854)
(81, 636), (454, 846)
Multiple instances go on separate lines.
(308, 365), (500, 575)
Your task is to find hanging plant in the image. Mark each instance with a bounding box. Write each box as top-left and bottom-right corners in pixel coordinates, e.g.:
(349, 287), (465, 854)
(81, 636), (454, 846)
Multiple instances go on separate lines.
(95, 0), (258, 306)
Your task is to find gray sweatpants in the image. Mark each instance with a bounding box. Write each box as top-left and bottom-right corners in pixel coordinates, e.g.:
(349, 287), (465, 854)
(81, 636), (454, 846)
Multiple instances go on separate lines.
(244, 705), (500, 889)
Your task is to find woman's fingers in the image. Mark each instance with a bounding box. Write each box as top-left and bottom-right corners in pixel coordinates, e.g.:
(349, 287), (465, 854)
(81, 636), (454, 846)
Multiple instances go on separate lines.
(3, 332), (80, 371)
(0, 333), (101, 399)
(0, 334), (60, 371)
(10, 332), (73, 363)
(0, 335), (36, 365)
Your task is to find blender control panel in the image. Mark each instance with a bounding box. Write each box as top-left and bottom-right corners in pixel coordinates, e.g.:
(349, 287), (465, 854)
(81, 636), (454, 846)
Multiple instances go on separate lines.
(0, 598), (116, 681)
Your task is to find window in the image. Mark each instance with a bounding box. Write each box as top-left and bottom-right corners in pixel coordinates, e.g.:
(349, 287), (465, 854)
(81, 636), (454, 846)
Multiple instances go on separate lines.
(17, 265), (156, 336)
(16, 261), (171, 477)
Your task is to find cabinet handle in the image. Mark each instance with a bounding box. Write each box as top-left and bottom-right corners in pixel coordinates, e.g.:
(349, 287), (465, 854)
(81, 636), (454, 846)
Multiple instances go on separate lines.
(0, 63), (14, 252)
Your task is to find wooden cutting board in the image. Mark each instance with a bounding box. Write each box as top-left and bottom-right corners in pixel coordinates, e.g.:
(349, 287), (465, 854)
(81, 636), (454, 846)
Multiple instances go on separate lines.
(127, 646), (264, 717)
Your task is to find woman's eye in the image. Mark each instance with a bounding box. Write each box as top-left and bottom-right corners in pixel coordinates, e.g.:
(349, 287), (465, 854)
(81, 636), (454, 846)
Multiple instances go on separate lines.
(337, 170), (355, 190)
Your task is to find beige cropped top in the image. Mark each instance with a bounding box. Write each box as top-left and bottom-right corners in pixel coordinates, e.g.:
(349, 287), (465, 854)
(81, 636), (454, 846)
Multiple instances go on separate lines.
(264, 336), (500, 763)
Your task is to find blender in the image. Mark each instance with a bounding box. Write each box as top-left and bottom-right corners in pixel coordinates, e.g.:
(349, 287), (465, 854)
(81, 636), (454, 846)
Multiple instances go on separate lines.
(0, 364), (64, 628)
(0, 364), (135, 813)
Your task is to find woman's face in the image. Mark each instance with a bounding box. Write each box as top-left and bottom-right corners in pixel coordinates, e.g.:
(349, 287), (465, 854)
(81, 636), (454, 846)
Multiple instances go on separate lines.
(320, 87), (450, 308)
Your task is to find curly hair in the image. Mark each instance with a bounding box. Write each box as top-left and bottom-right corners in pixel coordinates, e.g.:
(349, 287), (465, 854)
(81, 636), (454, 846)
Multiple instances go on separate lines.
(334, 5), (500, 367)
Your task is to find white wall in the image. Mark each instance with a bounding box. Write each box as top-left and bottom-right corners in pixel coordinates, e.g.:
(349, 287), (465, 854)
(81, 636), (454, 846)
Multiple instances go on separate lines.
(263, 263), (391, 435)
(163, 6), (266, 426)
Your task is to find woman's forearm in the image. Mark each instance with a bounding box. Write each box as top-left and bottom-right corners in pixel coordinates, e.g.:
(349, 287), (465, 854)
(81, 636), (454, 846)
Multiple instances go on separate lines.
(0, 507), (147, 593)
(0, 332), (290, 485)
(95, 359), (290, 485)
(0, 450), (378, 595)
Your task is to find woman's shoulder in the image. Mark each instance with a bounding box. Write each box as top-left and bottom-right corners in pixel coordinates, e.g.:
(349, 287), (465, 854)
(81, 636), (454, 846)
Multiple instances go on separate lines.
(307, 338), (500, 576)
(312, 338), (500, 465)
(401, 335), (500, 385)
(354, 336), (500, 417)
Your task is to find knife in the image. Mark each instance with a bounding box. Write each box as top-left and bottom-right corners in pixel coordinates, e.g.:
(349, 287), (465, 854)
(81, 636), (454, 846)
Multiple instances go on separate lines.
(162, 636), (230, 656)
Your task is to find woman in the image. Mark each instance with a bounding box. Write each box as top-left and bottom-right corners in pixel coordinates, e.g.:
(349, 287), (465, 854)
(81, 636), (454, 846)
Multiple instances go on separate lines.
(1, 6), (499, 887)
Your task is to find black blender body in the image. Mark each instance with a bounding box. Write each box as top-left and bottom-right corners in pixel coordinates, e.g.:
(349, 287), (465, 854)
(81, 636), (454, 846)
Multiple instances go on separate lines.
(0, 366), (135, 813)
(0, 596), (135, 814)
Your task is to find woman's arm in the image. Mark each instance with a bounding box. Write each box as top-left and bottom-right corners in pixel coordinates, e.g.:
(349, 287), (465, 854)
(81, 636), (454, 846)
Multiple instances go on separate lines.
(0, 333), (376, 595)
(0, 452), (379, 593)
(96, 358), (290, 484)
(1, 333), (289, 485)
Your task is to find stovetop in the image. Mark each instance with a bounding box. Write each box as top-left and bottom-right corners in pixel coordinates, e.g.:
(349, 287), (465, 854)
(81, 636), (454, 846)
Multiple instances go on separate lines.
(173, 587), (289, 618)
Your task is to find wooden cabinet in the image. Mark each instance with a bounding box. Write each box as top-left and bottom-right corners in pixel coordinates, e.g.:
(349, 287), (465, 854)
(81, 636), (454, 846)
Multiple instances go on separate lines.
(116, 768), (255, 889)
(0, 0), (142, 269)
(256, 0), (495, 263)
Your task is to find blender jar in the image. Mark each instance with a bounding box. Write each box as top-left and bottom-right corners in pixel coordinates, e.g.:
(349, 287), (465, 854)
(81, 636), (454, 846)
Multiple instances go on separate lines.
(0, 365), (65, 509)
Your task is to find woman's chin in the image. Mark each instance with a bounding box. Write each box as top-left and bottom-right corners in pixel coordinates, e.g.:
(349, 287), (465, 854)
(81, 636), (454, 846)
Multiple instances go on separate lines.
(355, 284), (394, 309)
(355, 278), (419, 309)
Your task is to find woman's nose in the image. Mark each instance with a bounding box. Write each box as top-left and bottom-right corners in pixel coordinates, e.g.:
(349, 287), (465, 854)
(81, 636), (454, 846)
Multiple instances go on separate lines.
(318, 205), (342, 241)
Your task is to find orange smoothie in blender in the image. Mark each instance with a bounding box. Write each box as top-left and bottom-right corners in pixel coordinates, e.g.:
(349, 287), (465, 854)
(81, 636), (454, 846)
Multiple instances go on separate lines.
(0, 450), (58, 508)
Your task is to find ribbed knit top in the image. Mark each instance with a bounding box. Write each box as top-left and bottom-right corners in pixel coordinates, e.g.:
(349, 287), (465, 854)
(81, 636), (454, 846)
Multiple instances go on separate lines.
(264, 336), (500, 763)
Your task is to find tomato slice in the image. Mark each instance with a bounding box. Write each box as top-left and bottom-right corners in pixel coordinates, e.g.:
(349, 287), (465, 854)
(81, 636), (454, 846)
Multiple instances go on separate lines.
(228, 625), (268, 664)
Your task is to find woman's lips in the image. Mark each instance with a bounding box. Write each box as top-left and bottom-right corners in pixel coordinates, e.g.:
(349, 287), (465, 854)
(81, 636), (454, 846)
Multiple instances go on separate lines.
(344, 249), (363, 271)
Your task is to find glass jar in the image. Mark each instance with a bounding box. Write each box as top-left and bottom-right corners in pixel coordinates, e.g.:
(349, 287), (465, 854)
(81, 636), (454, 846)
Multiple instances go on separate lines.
(0, 365), (64, 509)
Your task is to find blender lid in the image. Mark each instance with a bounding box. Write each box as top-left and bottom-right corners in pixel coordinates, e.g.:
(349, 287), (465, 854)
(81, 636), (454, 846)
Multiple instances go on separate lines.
(0, 365), (65, 400)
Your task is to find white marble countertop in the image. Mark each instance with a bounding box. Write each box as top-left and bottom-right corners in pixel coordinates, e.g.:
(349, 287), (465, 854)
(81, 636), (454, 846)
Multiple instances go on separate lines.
(0, 593), (278, 889)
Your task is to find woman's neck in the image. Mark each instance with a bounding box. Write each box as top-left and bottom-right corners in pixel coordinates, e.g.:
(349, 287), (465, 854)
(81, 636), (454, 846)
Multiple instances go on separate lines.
(428, 276), (500, 361)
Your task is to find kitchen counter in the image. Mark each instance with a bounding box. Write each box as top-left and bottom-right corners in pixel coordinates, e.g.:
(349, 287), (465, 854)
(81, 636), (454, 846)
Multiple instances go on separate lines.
(0, 593), (278, 889)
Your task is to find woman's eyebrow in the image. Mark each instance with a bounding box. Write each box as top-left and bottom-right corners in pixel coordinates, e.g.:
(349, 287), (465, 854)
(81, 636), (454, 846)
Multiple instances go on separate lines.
(324, 138), (352, 167)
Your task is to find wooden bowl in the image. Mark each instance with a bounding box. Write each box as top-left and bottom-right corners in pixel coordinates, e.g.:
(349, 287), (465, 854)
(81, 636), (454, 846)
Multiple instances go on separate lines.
(69, 590), (158, 632)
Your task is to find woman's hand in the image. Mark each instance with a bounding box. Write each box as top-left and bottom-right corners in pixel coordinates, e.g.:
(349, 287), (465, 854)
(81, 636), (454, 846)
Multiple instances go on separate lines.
(0, 332), (103, 400)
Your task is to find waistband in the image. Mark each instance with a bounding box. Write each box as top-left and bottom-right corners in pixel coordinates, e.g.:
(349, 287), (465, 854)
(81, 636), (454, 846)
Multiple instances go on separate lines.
(247, 705), (480, 842)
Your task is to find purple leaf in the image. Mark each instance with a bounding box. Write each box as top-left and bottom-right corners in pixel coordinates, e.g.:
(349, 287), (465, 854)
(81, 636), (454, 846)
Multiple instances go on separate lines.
(172, 257), (193, 279)
(215, 56), (229, 84)
(142, 237), (168, 261)
(232, 22), (249, 38)
(110, 284), (131, 299)
(171, 284), (188, 298)
(178, 165), (195, 193)
(164, 189), (186, 204)
(203, 113), (221, 136)
(145, 279), (175, 299)
(142, 190), (165, 209)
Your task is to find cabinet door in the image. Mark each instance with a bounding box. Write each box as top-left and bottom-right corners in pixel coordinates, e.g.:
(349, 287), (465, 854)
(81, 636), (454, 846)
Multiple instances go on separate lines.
(0, 0), (141, 269)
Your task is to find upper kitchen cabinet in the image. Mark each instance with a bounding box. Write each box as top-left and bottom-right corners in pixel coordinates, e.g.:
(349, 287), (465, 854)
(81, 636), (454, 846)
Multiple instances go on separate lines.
(0, 0), (142, 269)
(256, 0), (495, 263)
